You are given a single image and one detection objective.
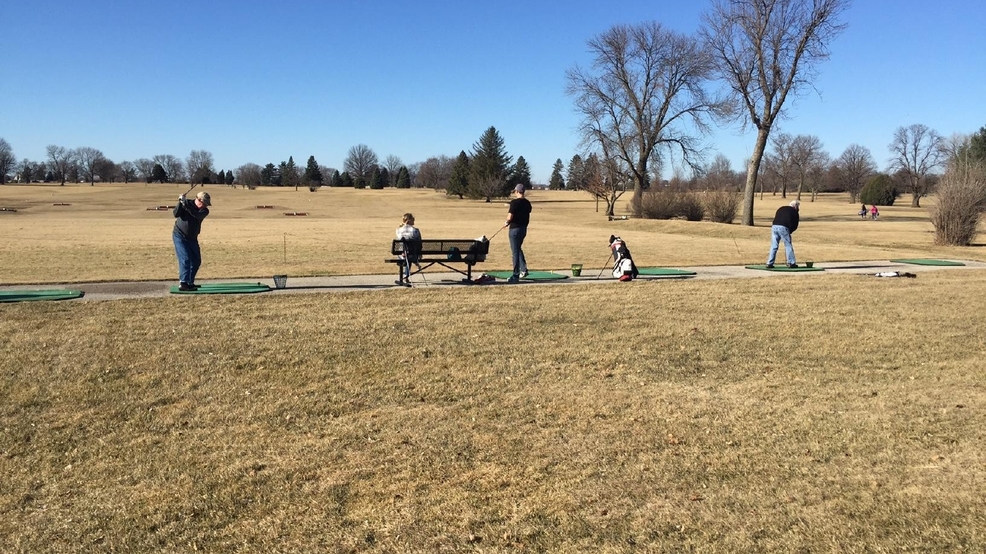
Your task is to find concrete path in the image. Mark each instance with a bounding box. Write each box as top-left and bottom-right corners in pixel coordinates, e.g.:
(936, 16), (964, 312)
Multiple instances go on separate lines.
(3, 259), (984, 302)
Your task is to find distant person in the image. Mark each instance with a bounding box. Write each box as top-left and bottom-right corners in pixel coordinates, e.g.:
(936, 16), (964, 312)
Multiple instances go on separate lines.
(172, 190), (211, 291)
(766, 200), (800, 269)
(395, 212), (421, 285)
(503, 184), (532, 283)
(871, 205), (879, 220)
(859, 204), (867, 219)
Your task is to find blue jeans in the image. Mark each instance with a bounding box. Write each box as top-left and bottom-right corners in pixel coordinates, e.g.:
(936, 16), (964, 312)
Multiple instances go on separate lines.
(767, 225), (795, 266)
(173, 231), (202, 284)
(508, 226), (528, 277)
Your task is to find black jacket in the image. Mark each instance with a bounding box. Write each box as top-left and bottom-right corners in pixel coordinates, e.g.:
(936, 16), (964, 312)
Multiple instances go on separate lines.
(173, 199), (209, 239)
(771, 206), (799, 233)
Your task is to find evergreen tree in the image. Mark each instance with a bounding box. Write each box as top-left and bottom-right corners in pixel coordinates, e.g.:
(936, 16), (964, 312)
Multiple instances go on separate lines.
(330, 169), (343, 187)
(225, 170), (234, 185)
(549, 158), (566, 189)
(469, 126), (512, 201)
(378, 167), (390, 188)
(447, 151), (470, 198)
(281, 156), (300, 190)
(151, 163), (168, 183)
(261, 163), (280, 186)
(217, 169), (226, 184)
(368, 166), (384, 189)
(395, 166), (411, 189)
(566, 154), (585, 190)
(304, 155), (323, 185)
(340, 171), (354, 187)
(511, 156), (532, 189)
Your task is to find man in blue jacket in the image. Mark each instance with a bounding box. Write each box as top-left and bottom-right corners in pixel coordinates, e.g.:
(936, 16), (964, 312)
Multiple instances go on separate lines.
(766, 200), (799, 269)
(172, 191), (211, 291)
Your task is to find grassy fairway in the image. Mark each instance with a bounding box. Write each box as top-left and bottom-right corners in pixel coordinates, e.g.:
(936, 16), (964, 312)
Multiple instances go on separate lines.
(1, 184), (984, 551)
(1, 183), (983, 284)
(2, 272), (984, 551)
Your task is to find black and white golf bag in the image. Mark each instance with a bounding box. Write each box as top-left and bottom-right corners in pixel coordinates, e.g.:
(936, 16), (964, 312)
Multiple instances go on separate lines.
(609, 235), (639, 281)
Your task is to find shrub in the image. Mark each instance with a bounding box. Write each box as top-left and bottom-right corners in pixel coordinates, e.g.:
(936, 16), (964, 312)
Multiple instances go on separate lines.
(633, 189), (705, 221)
(704, 190), (740, 223)
(860, 174), (898, 206)
(930, 162), (986, 246)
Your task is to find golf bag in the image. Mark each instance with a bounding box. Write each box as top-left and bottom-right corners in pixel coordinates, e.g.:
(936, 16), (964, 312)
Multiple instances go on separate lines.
(609, 235), (639, 281)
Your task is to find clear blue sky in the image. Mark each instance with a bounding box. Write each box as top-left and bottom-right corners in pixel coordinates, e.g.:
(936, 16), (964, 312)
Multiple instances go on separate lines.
(3, 0), (984, 183)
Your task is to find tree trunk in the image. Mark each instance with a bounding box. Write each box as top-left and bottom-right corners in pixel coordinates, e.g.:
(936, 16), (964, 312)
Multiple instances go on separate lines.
(911, 192), (921, 208)
(742, 128), (770, 226)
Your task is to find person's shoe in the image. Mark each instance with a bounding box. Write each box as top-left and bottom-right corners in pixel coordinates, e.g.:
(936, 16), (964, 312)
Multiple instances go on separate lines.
(765, 264), (774, 269)
(189, 283), (201, 290)
(787, 263), (798, 268)
(519, 271), (528, 278)
(178, 282), (196, 291)
(507, 276), (520, 284)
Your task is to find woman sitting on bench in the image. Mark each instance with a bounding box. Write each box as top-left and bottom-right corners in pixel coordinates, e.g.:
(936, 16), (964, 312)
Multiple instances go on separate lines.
(396, 213), (422, 284)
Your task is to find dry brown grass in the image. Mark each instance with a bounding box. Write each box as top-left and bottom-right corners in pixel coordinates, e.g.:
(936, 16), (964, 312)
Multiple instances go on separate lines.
(2, 270), (985, 552)
(1, 183), (984, 284)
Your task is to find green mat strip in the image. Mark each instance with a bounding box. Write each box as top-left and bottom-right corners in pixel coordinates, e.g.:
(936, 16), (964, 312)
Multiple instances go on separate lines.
(890, 259), (965, 266)
(483, 271), (569, 281)
(0, 289), (84, 302)
(170, 282), (271, 295)
(745, 265), (824, 272)
(636, 267), (697, 276)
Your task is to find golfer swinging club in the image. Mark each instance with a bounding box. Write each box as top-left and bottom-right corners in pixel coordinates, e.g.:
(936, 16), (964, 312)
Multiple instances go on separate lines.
(766, 200), (799, 268)
(173, 190), (211, 291)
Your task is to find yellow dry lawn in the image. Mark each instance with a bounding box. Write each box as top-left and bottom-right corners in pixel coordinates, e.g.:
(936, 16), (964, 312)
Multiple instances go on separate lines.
(1, 183), (983, 284)
(1, 271), (984, 552)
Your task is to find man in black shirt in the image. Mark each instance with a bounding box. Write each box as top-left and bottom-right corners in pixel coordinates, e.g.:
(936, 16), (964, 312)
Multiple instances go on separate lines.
(504, 184), (532, 283)
(767, 200), (799, 268)
(172, 191), (211, 290)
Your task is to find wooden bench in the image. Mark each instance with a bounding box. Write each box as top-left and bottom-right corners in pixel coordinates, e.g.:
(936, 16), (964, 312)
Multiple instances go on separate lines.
(387, 238), (489, 285)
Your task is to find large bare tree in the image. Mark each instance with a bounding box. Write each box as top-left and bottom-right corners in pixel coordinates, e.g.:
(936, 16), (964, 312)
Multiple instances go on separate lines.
(46, 145), (76, 185)
(186, 150), (216, 185)
(344, 144), (378, 181)
(788, 134), (828, 200)
(154, 154), (185, 183)
(836, 144), (876, 203)
(702, 0), (849, 225)
(76, 146), (107, 185)
(566, 22), (726, 204)
(889, 124), (945, 208)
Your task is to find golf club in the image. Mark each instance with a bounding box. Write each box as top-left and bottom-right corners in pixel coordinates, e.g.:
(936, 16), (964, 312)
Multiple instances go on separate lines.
(181, 183), (199, 198)
(488, 223), (508, 241)
(595, 250), (614, 279)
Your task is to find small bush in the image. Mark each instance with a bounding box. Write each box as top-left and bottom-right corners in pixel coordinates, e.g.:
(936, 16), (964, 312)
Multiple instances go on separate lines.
(860, 174), (898, 206)
(633, 189), (705, 221)
(704, 190), (740, 223)
(930, 162), (986, 246)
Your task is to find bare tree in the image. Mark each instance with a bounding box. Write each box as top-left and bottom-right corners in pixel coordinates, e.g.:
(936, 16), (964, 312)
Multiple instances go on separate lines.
(836, 144), (876, 203)
(154, 154), (185, 183)
(787, 135), (827, 201)
(566, 22), (727, 204)
(584, 153), (630, 217)
(416, 155), (453, 190)
(344, 144), (378, 181)
(0, 138), (15, 184)
(76, 146), (108, 185)
(384, 155), (403, 186)
(118, 161), (137, 183)
(186, 150), (216, 184)
(236, 163), (263, 188)
(702, 0), (850, 225)
(889, 124), (945, 207)
(46, 145), (76, 185)
(769, 133), (796, 198)
(134, 158), (155, 182)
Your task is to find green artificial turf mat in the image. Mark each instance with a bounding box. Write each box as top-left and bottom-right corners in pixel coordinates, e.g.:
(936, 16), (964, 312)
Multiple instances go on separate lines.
(890, 259), (965, 266)
(170, 282), (271, 295)
(636, 267), (697, 277)
(745, 265), (825, 272)
(484, 271), (568, 281)
(0, 289), (84, 303)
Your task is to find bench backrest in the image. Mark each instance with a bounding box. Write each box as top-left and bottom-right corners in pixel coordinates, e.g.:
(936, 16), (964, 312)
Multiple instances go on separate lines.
(392, 238), (488, 262)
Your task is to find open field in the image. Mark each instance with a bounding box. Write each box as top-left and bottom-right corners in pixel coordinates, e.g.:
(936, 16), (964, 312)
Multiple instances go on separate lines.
(2, 183), (984, 284)
(2, 184), (985, 551)
(2, 271), (984, 552)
